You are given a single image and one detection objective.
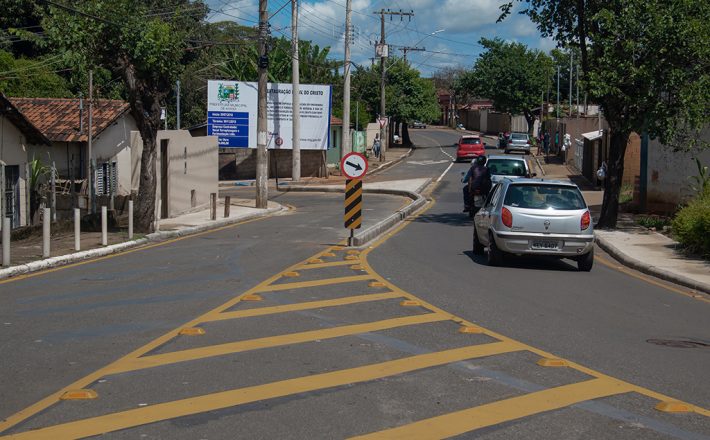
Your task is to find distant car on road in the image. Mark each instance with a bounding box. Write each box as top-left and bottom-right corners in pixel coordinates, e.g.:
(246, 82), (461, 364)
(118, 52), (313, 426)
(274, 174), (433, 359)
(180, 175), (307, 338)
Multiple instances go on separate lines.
(455, 136), (485, 162)
(472, 178), (594, 271)
(411, 121), (426, 129)
(505, 132), (531, 154)
(486, 155), (535, 184)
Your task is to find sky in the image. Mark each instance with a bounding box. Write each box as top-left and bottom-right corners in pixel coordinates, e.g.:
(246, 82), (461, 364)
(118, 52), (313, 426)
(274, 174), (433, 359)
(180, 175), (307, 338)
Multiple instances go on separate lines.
(206, 0), (557, 77)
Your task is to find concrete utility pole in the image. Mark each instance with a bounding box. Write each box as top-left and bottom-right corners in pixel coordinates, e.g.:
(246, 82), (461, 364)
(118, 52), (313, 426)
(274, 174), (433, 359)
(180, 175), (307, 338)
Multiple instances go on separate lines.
(176, 79), (181, 129)
(569, 51), (573, 117)
(374, 9), (414, 161)
(341, 0), (352, 158)
(399, 46), (424, 63)
(88, 70), (94, 214)
(291, 0), (300, 181)
(255, 0), (269, 208)
(576, 64), (580, 118)
(556, 65), (560, 120)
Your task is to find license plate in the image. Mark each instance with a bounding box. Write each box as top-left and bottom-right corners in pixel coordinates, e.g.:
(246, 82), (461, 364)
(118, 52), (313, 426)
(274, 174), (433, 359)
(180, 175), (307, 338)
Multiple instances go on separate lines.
(531, 240), (559, 250)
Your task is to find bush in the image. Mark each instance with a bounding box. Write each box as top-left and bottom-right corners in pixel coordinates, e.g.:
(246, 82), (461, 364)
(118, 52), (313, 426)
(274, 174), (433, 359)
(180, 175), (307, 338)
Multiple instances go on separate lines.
(672, 188), (710, 256)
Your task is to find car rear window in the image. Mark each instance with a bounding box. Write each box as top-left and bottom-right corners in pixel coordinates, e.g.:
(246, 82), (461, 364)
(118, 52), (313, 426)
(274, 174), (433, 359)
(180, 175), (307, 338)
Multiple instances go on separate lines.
(487, 159), (527, 176)
(461, 138), (481, 144)
(511, 133), (528, 140)
(504, 184), (586, 210)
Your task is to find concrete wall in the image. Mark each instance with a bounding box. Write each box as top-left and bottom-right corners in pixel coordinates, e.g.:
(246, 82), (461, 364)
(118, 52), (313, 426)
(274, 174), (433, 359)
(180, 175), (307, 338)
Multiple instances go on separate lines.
(27, 141), (82, 180)
(219, 148), (327, 180)
(646, 128), (710, 211)
(0, 117), (30, 228)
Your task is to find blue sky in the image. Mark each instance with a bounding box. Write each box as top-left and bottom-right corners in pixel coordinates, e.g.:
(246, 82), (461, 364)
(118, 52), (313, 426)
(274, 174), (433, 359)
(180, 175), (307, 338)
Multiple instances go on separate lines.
(206, 0), (557, 77)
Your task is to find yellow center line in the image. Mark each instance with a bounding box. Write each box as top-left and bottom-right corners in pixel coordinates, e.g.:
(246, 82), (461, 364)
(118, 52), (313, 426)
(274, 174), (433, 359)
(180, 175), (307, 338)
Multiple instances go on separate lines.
(252, 274), (374, 293)
(350, 378), (633, 440)
(105, 313), (449, 375)
(295, 260), (357, 270)
(2, 342), (522, 440)
(204, 292), (404, 322)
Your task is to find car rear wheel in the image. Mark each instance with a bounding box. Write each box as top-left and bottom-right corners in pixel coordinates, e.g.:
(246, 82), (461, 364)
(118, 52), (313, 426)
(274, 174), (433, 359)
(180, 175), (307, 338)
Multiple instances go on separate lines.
(473, 227), (484, 255)
(577, 249), (594, 272)
(486, 232), (504, 266)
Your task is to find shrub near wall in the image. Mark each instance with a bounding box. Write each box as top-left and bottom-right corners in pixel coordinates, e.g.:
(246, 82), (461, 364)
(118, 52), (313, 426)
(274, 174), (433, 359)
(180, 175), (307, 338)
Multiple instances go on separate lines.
(672, 188), (710, 257)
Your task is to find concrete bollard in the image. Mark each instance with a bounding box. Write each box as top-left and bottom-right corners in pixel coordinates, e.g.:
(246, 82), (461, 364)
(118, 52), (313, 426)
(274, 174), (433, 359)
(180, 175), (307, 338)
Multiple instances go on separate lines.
(224, 196), (231, 218)
(128, 200), (134, 240)
(210, 193), (217, 221)
(101, 206), (108, 246)
(42, 207), (51, 258)
(2, 218), (10, 267)
(74, 208), (80, 251)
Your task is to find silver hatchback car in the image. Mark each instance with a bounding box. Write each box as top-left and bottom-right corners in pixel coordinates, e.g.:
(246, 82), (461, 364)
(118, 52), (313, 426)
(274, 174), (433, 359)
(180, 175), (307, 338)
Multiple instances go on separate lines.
(472, 179), (595, 271)
(505, 132), (531, 154)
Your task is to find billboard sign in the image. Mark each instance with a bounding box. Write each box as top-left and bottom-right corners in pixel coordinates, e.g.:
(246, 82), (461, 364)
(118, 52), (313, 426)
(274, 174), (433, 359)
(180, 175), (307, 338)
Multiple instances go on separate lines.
(207, 80), (332, 150)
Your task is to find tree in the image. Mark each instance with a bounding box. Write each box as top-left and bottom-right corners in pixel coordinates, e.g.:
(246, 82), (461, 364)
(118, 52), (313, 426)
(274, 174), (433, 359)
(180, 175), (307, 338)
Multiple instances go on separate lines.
(43, 0), (208, 232)
(501, 0), (710, 228)
(459, 38), (553, 134)
(0, 50), (71, 97)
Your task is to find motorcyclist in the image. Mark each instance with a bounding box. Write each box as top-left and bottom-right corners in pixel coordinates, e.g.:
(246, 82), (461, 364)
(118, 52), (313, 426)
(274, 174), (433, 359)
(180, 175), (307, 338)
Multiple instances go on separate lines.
(467, 155), (492, 215)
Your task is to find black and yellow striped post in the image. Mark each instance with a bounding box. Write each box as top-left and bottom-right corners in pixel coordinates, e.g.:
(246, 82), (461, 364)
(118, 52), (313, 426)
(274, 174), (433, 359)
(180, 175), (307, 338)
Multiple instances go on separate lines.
(344, 179), (363, 245)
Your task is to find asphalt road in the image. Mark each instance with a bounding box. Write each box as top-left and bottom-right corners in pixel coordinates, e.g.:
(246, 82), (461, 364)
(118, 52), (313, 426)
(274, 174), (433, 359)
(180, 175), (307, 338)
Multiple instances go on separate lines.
(0, 128), (708, 439)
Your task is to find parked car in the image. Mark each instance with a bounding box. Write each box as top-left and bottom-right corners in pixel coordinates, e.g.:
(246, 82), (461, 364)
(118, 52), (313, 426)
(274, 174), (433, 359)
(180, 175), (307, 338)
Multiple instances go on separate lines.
(411, 121), (426, 129)
(455, 136), (485, 162)
(486, 155), (536, 184)
(505, 132), (531, 154)
(472, 179), (594, 271)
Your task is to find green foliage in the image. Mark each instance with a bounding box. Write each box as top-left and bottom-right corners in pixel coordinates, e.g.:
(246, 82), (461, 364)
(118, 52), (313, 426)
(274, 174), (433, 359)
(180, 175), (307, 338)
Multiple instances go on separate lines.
(459, 38), (553, 130)
(636, 215), (670, 230)
(672, 188), (710, 256)
(28, 155), (50, 192)
(688, 158), (709, 196)
(0, 49), (71, 97)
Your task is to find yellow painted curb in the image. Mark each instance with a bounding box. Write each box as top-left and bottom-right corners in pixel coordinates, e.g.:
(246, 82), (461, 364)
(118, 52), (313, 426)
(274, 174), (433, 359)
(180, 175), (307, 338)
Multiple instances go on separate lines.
(536, 358), (568, 367)
(308, 258), (324, 264)
(60, 389), (98, 400)
(179, 328), (206, 336)
(400, 300), (422, 307)
(458, 326), (484, 334)
(369, 281), (386, 288)
(242, 294), (263, 302)
(655, 401), (694, 413)
(283, 271), (300, 277)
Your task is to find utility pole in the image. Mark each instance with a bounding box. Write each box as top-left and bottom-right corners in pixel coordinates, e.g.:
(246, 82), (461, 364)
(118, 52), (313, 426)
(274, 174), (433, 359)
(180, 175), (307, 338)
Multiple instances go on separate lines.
(291, 0), (300, 181)
(256, 0), (269, 208)
(176, 79), (181, 129)
(569, 51), (573, 117)
(576, 63), (580, 118)
(341, 0), (352, 158)
(373, 9), (414, 161)
(88, 70), (94, 214)
(398, 46), (424, 63)
(556, 65), (560, 120)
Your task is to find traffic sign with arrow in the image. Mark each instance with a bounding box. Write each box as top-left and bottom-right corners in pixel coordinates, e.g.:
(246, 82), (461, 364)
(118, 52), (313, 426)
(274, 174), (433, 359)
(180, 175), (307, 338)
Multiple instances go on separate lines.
(340, 152), (368, 179)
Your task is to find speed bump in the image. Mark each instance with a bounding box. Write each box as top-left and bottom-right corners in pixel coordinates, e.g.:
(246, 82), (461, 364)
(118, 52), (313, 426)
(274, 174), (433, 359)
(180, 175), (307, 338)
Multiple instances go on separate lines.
(347, 250), (360, 255)
(536, 358), (568, 367)
(350, 265), (366, 271)
(400, 300), (422, 307)
(322, 252), (336, 257)
(179, 328), (206, 336)
(345, 255), (359, 261)
(308, 258), (324, 264)
(60, 389), (98, 400)
(283, 271), (300, 278)
(242, 294), (263, 301)
(458, 325), (484, 334)
(369, 281), (386, 288)
(655, 401), (694, 413)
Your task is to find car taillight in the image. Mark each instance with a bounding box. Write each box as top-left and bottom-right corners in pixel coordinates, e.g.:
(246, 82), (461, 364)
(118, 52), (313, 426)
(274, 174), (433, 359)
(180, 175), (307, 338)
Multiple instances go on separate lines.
(581, 211), (591, 230)
(502, 207), (513, 228)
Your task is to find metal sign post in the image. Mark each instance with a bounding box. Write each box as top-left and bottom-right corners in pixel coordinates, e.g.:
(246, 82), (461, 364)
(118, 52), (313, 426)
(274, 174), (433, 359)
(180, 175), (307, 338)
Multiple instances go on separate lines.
(341, 152), (368, 246)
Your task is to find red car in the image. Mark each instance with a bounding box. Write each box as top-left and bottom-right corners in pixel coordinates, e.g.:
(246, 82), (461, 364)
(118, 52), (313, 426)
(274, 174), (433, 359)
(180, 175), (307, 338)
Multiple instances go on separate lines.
(456, 136), (485, 162)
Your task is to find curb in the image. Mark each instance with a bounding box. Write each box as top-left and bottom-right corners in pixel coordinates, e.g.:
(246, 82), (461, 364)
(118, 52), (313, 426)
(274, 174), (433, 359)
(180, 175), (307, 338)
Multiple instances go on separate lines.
(531, 155), (547, 176)
(367, 148), (413, 176)
(0, 205), (285, 281)
(595, 233), (710, 295)
(281, 178), (431, 247)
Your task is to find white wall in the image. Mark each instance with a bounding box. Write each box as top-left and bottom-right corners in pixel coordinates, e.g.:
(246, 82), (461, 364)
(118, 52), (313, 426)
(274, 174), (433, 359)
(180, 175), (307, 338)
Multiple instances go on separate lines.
(647, 128), (710, 207)
(0, 117), (31, 228)
(92, 114), (139, 195)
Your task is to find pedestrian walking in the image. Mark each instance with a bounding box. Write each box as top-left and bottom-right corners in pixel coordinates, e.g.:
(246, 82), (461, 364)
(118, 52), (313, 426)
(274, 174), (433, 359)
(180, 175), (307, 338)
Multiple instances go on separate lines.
(372, 134), (381, 159)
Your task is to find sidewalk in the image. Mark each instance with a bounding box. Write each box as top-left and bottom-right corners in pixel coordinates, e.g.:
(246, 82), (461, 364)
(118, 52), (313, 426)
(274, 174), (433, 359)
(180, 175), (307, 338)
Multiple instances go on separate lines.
(536, 155), (710, 294)
(0, 198), (282, 279)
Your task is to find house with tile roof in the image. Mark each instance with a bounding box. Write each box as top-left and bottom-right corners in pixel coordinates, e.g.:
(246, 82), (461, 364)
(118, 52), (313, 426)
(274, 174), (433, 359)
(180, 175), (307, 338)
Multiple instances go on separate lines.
(9, 97), (139, 197)
(1, 94), (51, 229)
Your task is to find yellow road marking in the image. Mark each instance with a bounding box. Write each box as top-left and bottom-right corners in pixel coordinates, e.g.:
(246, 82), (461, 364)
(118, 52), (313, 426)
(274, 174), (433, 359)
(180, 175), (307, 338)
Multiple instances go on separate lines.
(253, 274), (373, 293)
(351, 378), (633, 440)
(2, 342), (521, 440)
(0, 216), (270, 285)
(596, 255), (710, 304)
(295, 260), (355, 270)
(204, 292), (404, 322)
(105, 313), (449, 375)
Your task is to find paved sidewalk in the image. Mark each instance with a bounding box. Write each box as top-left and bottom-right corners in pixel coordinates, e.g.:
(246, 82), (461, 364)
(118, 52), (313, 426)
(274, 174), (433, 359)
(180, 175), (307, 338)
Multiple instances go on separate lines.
(537, 155), (710, 294)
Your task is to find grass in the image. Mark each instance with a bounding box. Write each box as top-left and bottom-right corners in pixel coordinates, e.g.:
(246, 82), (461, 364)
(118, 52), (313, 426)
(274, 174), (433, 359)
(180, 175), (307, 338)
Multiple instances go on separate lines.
(636, 215), (671, 230)
(619, 183), (634, 205)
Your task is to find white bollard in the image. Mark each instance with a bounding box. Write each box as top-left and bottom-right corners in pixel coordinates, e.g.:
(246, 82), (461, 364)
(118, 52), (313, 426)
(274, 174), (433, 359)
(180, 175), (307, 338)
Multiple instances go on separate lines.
(128, 200), (134, 240)
(2, 218), (10, 267)
(42, 207), (51, 258)
(101, 206), (108, 246)
(74, 208), (81, 251)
